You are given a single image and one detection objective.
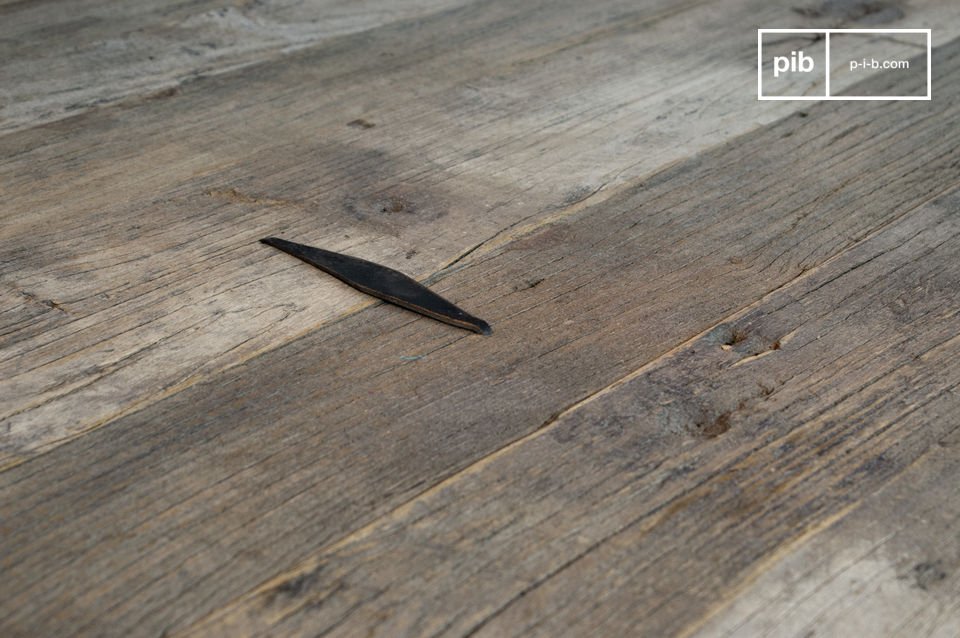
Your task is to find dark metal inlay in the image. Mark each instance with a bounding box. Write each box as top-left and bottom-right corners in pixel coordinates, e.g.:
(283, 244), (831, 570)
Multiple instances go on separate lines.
(261, 237), (492, 335)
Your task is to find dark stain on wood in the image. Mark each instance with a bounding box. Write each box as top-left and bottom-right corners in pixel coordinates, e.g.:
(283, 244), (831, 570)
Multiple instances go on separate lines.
(273, 571), (320, 599)
(792, 0), (905, 24)
(912, 561), (947, 590)
(696, 411), (732, 438)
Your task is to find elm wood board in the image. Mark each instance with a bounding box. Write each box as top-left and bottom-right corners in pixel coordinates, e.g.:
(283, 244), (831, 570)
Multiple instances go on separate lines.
(5, 0), (960, 468)
(0, 0), (482, 134)
(2, 36), (960, 637)
(186, 189), (960, 637)
(4, 0), (949, 134)
(692, 432), (960, 638)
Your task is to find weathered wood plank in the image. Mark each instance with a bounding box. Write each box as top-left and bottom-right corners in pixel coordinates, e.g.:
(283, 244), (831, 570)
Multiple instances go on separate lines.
(5, 0), (942, 134)
(4, 0), (957, 466)
(183, 189), (960, 637)
(690, 433), (960, 638)
(0, 0), (478, 134)
(1, 40), (958, 637)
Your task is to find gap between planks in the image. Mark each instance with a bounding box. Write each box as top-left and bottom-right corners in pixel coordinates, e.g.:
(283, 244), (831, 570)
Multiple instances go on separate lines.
(685, 425), (960, 638)
(6, 0), (958, 469)
(0, 135), (641, 474)
(176, 176), (960, 635)
(0, 0), (481, 137)
(179, 187), (960, 636)
(1, 30), (952, 638)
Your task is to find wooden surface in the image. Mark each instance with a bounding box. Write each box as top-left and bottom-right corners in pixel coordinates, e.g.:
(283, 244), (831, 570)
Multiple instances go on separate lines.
(1, 0), (958, 636)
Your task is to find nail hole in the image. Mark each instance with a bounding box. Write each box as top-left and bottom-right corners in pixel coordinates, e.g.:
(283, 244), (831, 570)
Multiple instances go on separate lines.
(721, 327), (749, 350)
(697, 412), (731, 438)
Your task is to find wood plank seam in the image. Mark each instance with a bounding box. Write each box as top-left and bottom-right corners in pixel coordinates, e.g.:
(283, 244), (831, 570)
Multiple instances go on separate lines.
(176, 177), (960, 636)
(688, 424), (960, 637)
(682, 513), (895, 638)
(0, 0), (714, 140)
(3, 25), (956, 636)
(0, 103), (672, 471)
(5, 1), (955, 470)
(0, 91), (726, 469)
(181, 154), (960, 627)
(0, 0), (485, 138)
(470, 384), (960, 637)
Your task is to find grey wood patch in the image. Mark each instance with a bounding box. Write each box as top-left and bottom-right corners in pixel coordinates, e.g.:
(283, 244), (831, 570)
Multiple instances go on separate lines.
(4, 0), (958, 466)
(187, 189), (960, 638)
(1, 38), (959, 637)
(0, 0), (478, 134)
(691, 434), (960, 638)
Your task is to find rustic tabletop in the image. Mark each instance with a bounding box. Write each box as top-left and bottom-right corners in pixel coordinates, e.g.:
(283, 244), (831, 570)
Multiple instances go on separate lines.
(2, 0), (959, 636)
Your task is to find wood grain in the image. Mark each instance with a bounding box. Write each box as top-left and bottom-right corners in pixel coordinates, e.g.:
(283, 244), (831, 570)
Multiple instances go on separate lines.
(691, 431), (960, 638)
(1, 37), (959, 637)
(182, 187), (960, 637)
(5, 0), (943, 134)
(0, 0), (478, 134)
(4, 0), (958, 467)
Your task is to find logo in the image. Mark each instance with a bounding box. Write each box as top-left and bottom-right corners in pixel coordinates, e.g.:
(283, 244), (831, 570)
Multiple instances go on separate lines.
(758, 29), (931, 101)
